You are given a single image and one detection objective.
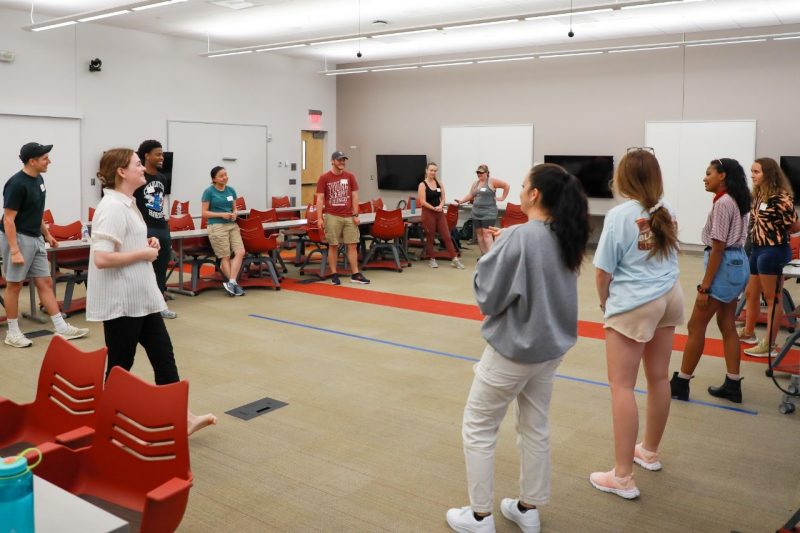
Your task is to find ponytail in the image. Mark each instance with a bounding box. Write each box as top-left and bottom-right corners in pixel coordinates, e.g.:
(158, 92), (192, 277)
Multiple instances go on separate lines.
(529, 164), (591, 271)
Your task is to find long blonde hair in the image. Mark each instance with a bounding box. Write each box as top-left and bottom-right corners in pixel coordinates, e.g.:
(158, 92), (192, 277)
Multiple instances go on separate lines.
(753, 157), (792, 204)
(614, 150), (678, 260)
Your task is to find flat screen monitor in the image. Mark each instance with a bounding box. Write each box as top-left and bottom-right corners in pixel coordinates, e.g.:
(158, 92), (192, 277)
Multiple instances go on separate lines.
(780, 156), (800, 205)
(161, 151), (173, 195)
(543, 155), (614, 198)
(376, 154), (427, 191)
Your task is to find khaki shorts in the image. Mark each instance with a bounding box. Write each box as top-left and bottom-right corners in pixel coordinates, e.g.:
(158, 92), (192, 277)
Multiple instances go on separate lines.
(208, 222), (244, 258)
(605, 281), (685, 343)
(324, 214), (360, 245)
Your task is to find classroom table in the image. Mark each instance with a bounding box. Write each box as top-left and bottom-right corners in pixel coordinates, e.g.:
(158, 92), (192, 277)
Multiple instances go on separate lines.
(34, 475), (129, 532)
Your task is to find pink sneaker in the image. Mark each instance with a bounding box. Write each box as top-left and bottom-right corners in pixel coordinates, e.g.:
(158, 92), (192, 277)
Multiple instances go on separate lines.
(589, 469), (640, 499)
(633, 443), (662, 471)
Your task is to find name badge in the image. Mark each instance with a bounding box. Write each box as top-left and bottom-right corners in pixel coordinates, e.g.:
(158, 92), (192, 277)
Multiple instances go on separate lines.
(759, 202), (768, 211)
(226, 195), (234, 201)
(340, 179), (348, 184)
(480, 187), (487, 192)
(436, 188), (441, 192)
(40, 183), (46, 192)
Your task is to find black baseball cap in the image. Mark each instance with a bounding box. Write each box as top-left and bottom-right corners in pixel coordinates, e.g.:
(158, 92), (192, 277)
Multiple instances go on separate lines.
(331, 151), (348, 161)
(19, 142), (53, 163)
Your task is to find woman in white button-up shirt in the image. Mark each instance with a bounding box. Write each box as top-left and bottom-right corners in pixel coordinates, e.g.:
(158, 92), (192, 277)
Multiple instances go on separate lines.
(88, 148), (216, 435)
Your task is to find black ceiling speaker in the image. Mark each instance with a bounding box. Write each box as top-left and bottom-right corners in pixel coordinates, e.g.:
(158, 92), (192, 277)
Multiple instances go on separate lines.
(89, 58), (102, 72)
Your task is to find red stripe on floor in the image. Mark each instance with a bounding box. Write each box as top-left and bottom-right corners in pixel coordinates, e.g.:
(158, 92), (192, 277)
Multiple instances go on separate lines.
(279, 277), (800, 368)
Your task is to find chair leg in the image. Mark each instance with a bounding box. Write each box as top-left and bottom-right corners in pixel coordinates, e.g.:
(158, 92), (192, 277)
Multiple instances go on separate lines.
(360, 242), (378, 270)
(62, 277), (75, 315)
(266, 259), (281, 289)
(319, 248), (328, 278)
(390, 244), (402, 271)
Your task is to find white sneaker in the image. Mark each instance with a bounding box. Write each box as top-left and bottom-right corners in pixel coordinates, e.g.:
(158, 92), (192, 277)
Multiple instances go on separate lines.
(452, 257), (465, 269)
(56, 324), (89, 341)
(429, 258), (439, 268)
(5, 331), (33, 348)
(500, 499), (540, 533)
(445, 506), (495, 533)
(160, 309), (178, 319)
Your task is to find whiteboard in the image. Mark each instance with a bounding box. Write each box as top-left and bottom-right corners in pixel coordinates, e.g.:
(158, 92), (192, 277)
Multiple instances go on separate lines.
(0, 114), (82, 223)
(646, 120), (756, 245)
(441, 124), (534, 209)
(167, 121), (269, 214)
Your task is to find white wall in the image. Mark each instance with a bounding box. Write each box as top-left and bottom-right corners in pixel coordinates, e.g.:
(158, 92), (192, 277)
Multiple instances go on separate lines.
(0, 7), (336, 217)
(336, 39), (800, 209)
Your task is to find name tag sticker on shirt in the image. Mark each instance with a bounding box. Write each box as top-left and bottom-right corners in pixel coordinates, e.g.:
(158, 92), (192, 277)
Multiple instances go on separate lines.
(226, 195), (234, 201)
(759, 202), (768, 211)
(480, 188), (487, 192)
(340, 179), (348, 184)
(436, 188), (441, 192)
(40, 184), (46, 192)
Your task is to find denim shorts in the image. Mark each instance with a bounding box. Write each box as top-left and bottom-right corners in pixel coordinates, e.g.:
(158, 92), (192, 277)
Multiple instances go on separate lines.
(749, 243), (792, 276)
(705, 247), (749, 303)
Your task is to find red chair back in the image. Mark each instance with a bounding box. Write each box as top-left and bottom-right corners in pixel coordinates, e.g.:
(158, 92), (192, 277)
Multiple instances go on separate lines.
(371, 209), (405, 240)
(171, 200), (189, 216)
(237, 216), (279, 254)
(791, 235), (800, 260)
(305, 204), (321, 226)
(371, 198), (384, 211)
(446, 203), (459, 231)
(43, 209), (55, 225)
(501, 203), (527, 228)
(248, 208), (278, 224)
(358, 201), (373, 214)
(234, 197), (247, 211)
(49, 221), (89, 265)
(168, 213), (194, 232)
(88, 207), (95, 222)
(271, 196), (291, 209)
(169, 214), (210, 253)
(27, 336), (107, 442)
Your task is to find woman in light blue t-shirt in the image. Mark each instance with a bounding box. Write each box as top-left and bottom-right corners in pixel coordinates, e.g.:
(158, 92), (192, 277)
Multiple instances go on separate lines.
(590, 149), (683, 500)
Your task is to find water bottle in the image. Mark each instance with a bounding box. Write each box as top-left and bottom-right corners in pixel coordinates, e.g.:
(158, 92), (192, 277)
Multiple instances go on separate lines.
(176, 202), (182, 215)
(410, 197), (416, 214)
(0, 451), (39, 533)
(81, 223), (90, 242)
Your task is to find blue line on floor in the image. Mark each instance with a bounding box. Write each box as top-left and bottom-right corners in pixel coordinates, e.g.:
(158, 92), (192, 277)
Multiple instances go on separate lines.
(250, 314), (758, 416)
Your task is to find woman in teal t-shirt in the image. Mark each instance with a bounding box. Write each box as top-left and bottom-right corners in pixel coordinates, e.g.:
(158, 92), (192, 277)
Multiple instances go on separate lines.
(201, 166), (245, 296)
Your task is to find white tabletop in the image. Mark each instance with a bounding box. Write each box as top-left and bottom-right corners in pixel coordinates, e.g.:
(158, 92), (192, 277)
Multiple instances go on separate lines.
(35, 475), (128, 532)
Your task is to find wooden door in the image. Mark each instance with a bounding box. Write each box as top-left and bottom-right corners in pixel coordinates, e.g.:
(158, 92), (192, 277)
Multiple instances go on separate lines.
(301, 131), (325, 206)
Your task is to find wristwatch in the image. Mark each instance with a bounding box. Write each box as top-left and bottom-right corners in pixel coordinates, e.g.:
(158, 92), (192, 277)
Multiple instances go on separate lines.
(696, 284), (710, 294)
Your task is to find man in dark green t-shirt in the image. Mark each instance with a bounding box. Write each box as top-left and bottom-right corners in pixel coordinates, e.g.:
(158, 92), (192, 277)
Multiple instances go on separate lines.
(0, 142), (89, 347)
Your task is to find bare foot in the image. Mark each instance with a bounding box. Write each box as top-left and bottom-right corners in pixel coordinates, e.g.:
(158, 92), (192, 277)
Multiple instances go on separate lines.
(187, 411), (217, 436)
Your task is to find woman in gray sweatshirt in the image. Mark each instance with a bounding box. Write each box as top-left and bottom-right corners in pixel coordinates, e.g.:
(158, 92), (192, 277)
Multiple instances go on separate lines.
(447, 164), (590, 533)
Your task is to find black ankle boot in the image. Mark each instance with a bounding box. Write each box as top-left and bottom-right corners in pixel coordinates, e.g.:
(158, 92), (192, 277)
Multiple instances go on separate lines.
(670, 372), (690, 401)
(707, 376), (743, 403)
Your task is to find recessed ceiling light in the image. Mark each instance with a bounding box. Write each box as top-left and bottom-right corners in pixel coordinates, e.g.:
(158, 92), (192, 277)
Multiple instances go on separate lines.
(209, 0), (260, 9)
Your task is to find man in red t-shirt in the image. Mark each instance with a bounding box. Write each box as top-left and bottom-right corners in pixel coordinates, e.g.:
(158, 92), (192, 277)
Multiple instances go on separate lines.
(315, 151), (370, 285)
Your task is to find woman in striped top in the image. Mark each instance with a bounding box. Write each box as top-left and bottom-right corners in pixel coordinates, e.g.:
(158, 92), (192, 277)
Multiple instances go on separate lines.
(87, 148), (216, 435)
(739, 158), (797, 358)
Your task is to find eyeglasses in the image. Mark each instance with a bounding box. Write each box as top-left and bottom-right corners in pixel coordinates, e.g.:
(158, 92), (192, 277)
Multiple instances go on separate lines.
(627, 146), (655, 154)
(476, 171), (487, 175)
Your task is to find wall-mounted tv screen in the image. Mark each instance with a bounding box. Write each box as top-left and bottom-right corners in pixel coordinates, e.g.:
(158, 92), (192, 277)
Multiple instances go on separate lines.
(780, 156), (800, 205)
(376, 154), (427, 191)
(543, 155), (614, 198)
(162, 151), (173, 195)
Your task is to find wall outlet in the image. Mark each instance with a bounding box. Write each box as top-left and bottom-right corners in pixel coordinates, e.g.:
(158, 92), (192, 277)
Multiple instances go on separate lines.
(289, 178), (296, 185)
(291, 163), (297, 171)
(277, 161), (283, 168)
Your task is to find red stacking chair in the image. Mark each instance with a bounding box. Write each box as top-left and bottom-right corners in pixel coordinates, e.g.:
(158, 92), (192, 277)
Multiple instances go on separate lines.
(48, 221), (90, 316)
(43, 209), (55, 225)
(501, 203), (528, 228)
(272, 195), (298, 221)
(30, 367), (193, 533)
(0, 336), (106, 454)
(168, 214), (217, 294)
(234, 196), (247, 212)
(299, 220), (335, 278)
(358, 201), (373, 214)
(236, 217), (282, 290)
(371, 198), (384, 211)
(446, 203), (459, 232)
(361, 209), (412, 272)
(247, 208), (287, 273)
(88, 207), (95, 222)
(170, 200), (190, 216)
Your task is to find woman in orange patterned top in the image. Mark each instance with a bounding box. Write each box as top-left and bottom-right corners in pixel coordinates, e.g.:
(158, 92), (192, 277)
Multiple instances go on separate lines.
(740, 158), (797, 357)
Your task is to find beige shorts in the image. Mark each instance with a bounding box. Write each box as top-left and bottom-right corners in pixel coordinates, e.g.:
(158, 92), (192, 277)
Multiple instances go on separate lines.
(324, 214), (360, 245)
(604, 281), (685, 343)
(208, 222), (244, 258)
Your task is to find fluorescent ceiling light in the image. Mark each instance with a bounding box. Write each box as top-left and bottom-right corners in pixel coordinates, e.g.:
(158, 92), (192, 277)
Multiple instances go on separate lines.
(540, 51), (604, 58)
(256, 44), (308, 52)
(371, 66), (419, 72)
(442, 19), (519, 30)
(608, 45), (680, 53)
(622, 0), (702, 9)
(77, 10), (130, 22)
(774, 35), (800, 41)
(525, 8), (612, 20)
(132, 0), (188, 11)
(686, 38), (766, 47)
(421, 61), (474, 68)
(476, 56), (534, 64)
(372, 28), (439, 39)
(208, 50), (253, 58)
(310, 37), (366, 46)
(31, 20), (78, 32)
(324, 70), (368, 75)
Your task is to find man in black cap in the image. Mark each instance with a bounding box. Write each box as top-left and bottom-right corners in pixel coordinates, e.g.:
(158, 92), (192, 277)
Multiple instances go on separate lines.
(0, 142), (89, 347)
(315, 150), (370, 285)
